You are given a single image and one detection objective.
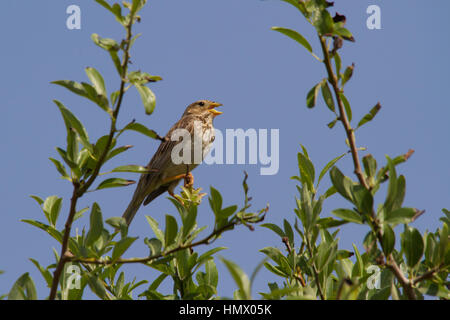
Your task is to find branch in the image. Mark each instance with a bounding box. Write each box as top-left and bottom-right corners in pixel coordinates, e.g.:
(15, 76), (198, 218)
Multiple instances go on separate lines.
(48, 13), (136, 300)
(318, 35), (417, 300)
(412, 264), (446, 285)
(49, 184), (80, 299)
(70, 216), (260, 266)
(318, 36), (369, 190)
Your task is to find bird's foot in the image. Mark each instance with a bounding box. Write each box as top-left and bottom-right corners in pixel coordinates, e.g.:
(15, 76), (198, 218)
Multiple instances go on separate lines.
(184, 172), (194, 188)
(169, 190), (184, 206)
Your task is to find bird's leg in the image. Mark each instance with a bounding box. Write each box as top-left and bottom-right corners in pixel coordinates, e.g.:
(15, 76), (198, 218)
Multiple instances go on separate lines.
(184, 165), (194, 188)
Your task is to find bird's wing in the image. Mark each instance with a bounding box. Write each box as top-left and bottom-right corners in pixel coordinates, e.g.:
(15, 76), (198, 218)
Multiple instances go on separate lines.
(141, 115), (195, 189)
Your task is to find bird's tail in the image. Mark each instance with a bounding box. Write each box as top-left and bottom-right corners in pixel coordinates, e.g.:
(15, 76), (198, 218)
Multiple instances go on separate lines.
(122, 190), (145, 226)
(122, 175), (152, 226)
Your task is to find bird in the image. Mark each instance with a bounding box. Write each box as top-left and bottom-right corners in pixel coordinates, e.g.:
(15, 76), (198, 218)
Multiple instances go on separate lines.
(122, 99), (223, 225)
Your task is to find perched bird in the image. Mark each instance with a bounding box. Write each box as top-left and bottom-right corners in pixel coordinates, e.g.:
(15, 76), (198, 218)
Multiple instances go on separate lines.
(122, 100), (223, 225)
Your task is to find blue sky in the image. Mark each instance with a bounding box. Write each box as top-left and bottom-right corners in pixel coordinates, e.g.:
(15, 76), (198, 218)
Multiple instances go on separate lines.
(1, 0), (450, 299)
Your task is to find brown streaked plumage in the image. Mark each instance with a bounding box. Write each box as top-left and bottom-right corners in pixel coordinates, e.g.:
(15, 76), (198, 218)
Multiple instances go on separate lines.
(122, 99), (223, 225)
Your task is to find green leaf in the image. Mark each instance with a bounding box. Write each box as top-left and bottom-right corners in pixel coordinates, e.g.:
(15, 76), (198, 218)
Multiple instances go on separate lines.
(260, 247), (286, 267)
(327, 118), (338, 129)
(144, 238), (163, 256)
(196, 247), (227, 268)
(313, 10), (334, 35)
(86, 67), (107, 97)
(334, 52), (342, 78)
(306, 81), (322, 108)
(352, 244), (364, 278)
(329, 166), (354, 202)
(49, 158), (69, 179)
(145, 216), (165, 245)
(123, 122), (158, 139)
(106, 145), (133, 162)
(135, 84), (156, 115)
(112, 237), (138, 262)
(56, 147), (78, 173)
(317, 152), (346, 187)
(128, 71), (163, 85)
(391, 175), (406, 212)
(51, 80), (90, 100)
(334, 27), (355, 42)
(54, 100), (93, 153)
(96, 178), (135, 190)
(175, 249), (190, 280)
(382, 224), (395, 256)
(209, 187), (223, 216)
(181, 206), (197, 239)
(362, 154), (377, 180)
(95, 0), (124, 25)
(21, 220), (63, 243)
(401, 226), (424, 268)
(85, 203), (104, 246)
(91, 33), (119, 51)
(43, 195), (63, 227)
(438, 222), (448, 263)
(220, 205), (238, 219)
(341, 63), (354, 86)
(197, 259), (219, 288)
(331, 209), (363, 224)
(164, 215), (178, 247)
(86, 273), (109, 300)
(384, 156), (398, 214)
(316, 217), (348, 229)
(73, 207), (89, 221)
(8, 273), (37, 300)
(281, 0), (308, 16)
(260, 223), (285, 238)
(338, 92), (352, 122)
(29, 259), (53, 288)
(111, 165), (153, 174)
(105, 216), (128, 237)
(297, 152), (315, 192)
(283, 219), (294, 246)
(321, 81), (335, 112)
(263, 262), (288, 278)
(351, 185), (373, 215)
(385, 207), (416, 225)
(30, 195), (44, 206)
(271, 27), (313, 53)
(220, 257), (251, 300)
(357, 102), (381, 129)
(148, 273), (168, 291)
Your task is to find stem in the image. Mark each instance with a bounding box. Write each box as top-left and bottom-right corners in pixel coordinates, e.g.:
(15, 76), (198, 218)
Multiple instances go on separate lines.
(318, 36), (368, 190)
(305, 235), (325, 300)
(48, 13), (136, 300)
(78, 17), (134, 196)
(49, 184), (80, 300)
(318, 35), (417, 300)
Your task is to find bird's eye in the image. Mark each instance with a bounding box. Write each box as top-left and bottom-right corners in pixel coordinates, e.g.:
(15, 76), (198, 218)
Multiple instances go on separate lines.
(198, 101), (205, 106)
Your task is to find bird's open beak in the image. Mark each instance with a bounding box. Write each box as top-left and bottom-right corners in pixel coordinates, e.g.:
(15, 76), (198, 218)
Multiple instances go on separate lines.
(208, 102), (223, 117)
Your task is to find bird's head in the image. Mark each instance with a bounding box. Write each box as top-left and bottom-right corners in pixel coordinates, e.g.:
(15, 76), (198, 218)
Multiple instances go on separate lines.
(183, 100), (223, 120)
